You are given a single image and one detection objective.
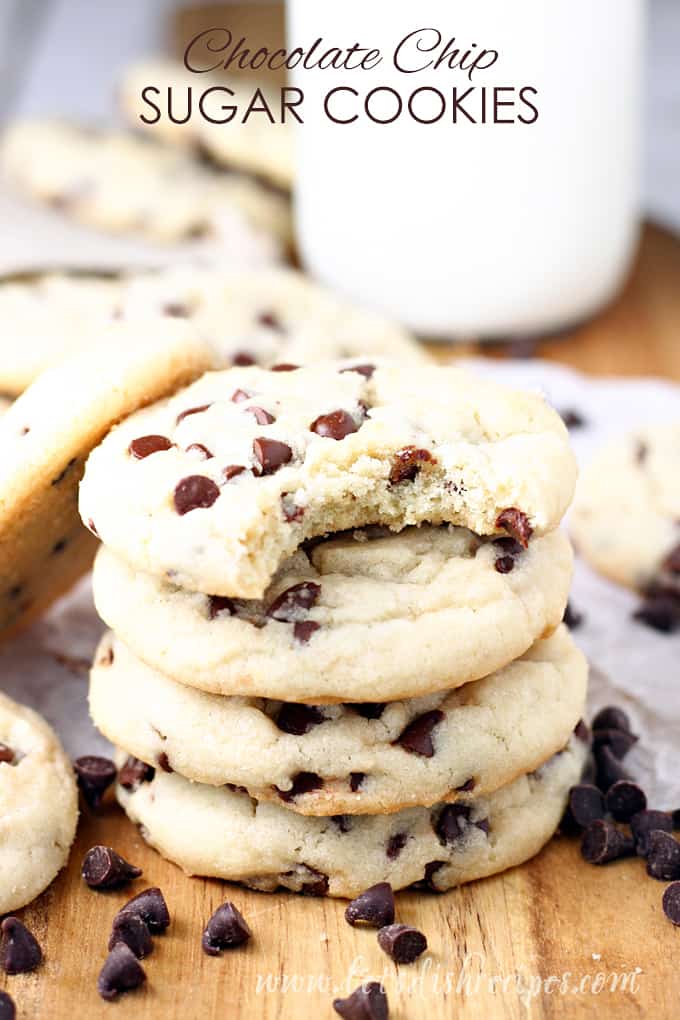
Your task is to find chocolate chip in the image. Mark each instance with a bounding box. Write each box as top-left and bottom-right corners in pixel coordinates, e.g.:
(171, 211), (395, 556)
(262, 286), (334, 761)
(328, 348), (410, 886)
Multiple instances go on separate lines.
(252, 437), (292, 475)
(231, 388), (252, 403)
(173, 475), (220, 515)
(396, 709), (444, 757)
(158, 752), (173, 773)
(595, 745), (631, 793)
(267, 582), (321, 621)
(128, 434), (173, 459)
(434, 803), (486, 844)
(634, 591), (680, 633)
(271, 363), (299, 372)
(207, 595), (236, 619)
(98, 943), (146, 1001)
(332, 815), (353, 833)
(591, 728), (638, 760)
(0, 918), (42, 974)
(176, 403), (212, 424)
(108, 913), (153, 959)
(345, 883), (395, 928)
(231, 351), (256, 366)
(52, 538), (67, 554)
(0, 992), (14, 1020)
(186, 443), (213, 460)
(257, 311), (283, 331)
(118, 757), (155, 791)
(568, 785), (606, 829)
(560, 408), (586, 429)
(389, 446), (435, 484)
(74, 755), (117, 809)
(386, 833), (407, 860)
(275, 703), (324, 735)
(163, 302), (189, 318)
(605, 781), (647, 822)
(495, 508), (533, 548)
(223, 464), (246, 482)
(574, 719), (591, 744)
(631, 810), (673, 857)
(563, 602), (583, 629)
(592, 706), (632, 733)
(414, 861), (447, 891)
(294, 620), (320, 644)
(580, 820), (634, 864)
(340, 363), (376, 379)
(82, 846), (142, 889)
(456, 778), (476, 792)
(0, 744), (15, 765)
(377, 924), (427, 965)
(646, 831), (680, 881)
(333, 983), (388, 1020)
(662, 882), (680, 925)
(246, 405), (276, 425)
(310, 409), (358, 441)
(493, 536), (524, 555)
(494, 555), (514, 573)
(202, 902), (252, 955)
(351, 703), (386, 720)
(277, 772), (323, 802)
(115, 887), (170, 934)
(350, 772), (365, 792)
(298, 867), (329, 897)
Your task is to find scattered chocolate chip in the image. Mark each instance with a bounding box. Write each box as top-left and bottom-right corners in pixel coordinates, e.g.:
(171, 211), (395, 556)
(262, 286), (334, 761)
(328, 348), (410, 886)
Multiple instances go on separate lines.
(631, 810), (673, 857)
(108, 913), (153, 959)
(115, 887), (170, 934)
(271, 363), (299, 372)
(591, 728), (638, 760)
(98, 943), (146, 1001)
(231, 388), (252, 403)
(232, 351), (256, 366)
(82, 846), (142, 890)
(185, 443), (213, 460)
(267, 582), (321, 621)
(0, 918), (42, 974)
(345, 883), (395, 929)
(294, 620), (320, 644)
(646, 831), (680, 881)
(496, 508), (533, 548)
(341, 363), (376, 379)
(118, 757), (155, 791)
(208, 595), (236, 619)
(275, 703), (324, 735)
(0, 992), (14, 1020)
(202, 902), (252, 955)
(581, 820), (635, 865)
(494, 555), (514, 573)
(595, 745), (631, 793)
(605, 781), (647, 822)
(176, 403), (212, 425)
(389, 446), (435, 484)
(310, 409), (358, 441)
(351, 703), (386, 720)
(277, 772), (323, 802)
(128, 435), (173, 459)
(252, 437), (293, 475)
(377, 924), (427, 965)
(592, 706), (632, 733)
(563, 602), (583, 629)
(0, 744), (15, 765)
(257, 312), (283, 331)
(74, 755), (117, 809)
(634, 591), (680, 633)
(568, 785), (606, 829)
(223, 464), (246, 482)
(350, 772), (365, 792)
(173, 475), (220, 515)
(246, 405), (276, 425)
(560, 409), (586, 429)
(333, 982), (388, 1020)
(158, 752), (173, 773)
(162, 302), (189, 318)
(662, 882), (680, 925)
(396, 710), (444, 758)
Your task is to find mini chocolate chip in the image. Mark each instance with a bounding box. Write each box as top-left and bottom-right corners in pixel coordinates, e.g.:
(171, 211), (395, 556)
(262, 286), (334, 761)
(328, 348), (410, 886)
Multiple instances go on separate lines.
(332, 815), (353, 833)
(396, 709), (444, 757)
(252, 437), (292, 475)
(176, 404), (212, 425)
(267, 582), (321, 621)
(118, 757), (155, 791)
(495, 508), (533, 548)
(631, 810), (673, 857)
(436, 803), (477, 844)
(592, 706), (632, 733)
(340, 363), (376, 379)
(345, 883), (395, 928)
(231, 351), (256, 366)
(277, 772), (323, 802)
(74, 755), (116, 809)
(186, 443), (213, 460)
(275, 703), (324, 735)
(333, 982), (388, 1020)
(605, 781), (647, 822)
(208, 595), (236, 619)
(563, 602), (583, 629)
(568, 785), (606, 829)
(294, 620), (320, 644)
(173, 475), (220, 515)
(82, 846), (142, 889)
(560, 408), (586, 429)
(246, 405), (276, 425)
(223, 464), (246, 481)
(591, 728), (638, 760)
(128, 435), (173, 459)
(350, 772), (365, 792)
(231, 388), (252, 403)
(386, 833), (408, 860)
(581, 820), (635, 865)
(270, 363), (299, 372)
(202, 902), (252, 955)
(299, 868), (329, 897)
(662, 882), (680, 925)
(0, 992), (14, 1020)
(257, 311), (283, 331)
(646, 831), (680, 881)
(0, 744), (15, 765)
(115, 887), (170, 934)
(310, 409), (358, 440)
(98, 943), (146, 1001)
(574, 720), (591, 744)
(456, 778), (476, 792)
(389, 446), (435, 484)
(162, 302), (189, 318)
(595, 745), (631, 793)
(158, 752), (173, 773)
(109, 913), (153, 959)
(0, 918), (42, 974)
(377, 924), (427, 965)
(634, 592), (680, 633)
(494, 555), (514, 574)
(351, 703), (386, 720)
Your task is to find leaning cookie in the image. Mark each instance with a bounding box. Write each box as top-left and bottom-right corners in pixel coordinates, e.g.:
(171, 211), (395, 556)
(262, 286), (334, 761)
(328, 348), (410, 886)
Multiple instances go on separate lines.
(116, 736), (587, 899)
(0, 692), (78, 913)
(92, 626), (586, 816)
(0, 322), (211, 641)
(79, 360), (577, 599)
(571, 423), (680, 590)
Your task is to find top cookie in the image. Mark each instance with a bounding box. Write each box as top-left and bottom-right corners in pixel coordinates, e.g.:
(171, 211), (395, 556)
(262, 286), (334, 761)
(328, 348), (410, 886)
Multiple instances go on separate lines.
(79, 360), (577, 597)
(570, 422), (680, 590)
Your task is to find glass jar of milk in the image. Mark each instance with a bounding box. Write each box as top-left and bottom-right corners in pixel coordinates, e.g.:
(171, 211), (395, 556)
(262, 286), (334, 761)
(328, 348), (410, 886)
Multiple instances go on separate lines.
(287, 0), (645, 338)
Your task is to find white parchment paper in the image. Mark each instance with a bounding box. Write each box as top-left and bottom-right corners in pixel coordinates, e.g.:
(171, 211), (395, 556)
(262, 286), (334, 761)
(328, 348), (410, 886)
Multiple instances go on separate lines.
(0, 357), (677, 809)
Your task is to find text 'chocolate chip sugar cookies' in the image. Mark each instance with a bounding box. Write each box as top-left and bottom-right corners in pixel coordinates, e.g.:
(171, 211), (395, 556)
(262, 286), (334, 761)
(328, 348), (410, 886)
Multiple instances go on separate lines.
(82, 357), (588, 897)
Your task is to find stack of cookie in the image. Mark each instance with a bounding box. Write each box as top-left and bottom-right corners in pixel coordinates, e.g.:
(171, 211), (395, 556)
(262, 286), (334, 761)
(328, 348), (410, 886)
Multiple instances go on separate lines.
(82, 358), (588, 898)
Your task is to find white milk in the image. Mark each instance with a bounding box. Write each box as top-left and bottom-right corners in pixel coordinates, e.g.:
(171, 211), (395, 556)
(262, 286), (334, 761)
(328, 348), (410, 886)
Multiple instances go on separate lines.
(287, 0), (645, 338)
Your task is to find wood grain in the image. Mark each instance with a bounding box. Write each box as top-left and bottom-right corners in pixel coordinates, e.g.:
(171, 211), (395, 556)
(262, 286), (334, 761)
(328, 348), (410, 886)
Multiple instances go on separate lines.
(2, 224), (679, 1019)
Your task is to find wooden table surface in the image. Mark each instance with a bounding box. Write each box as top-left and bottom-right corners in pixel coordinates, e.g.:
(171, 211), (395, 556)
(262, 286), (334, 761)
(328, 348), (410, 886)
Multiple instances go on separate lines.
(3, 223), (679, 1019)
